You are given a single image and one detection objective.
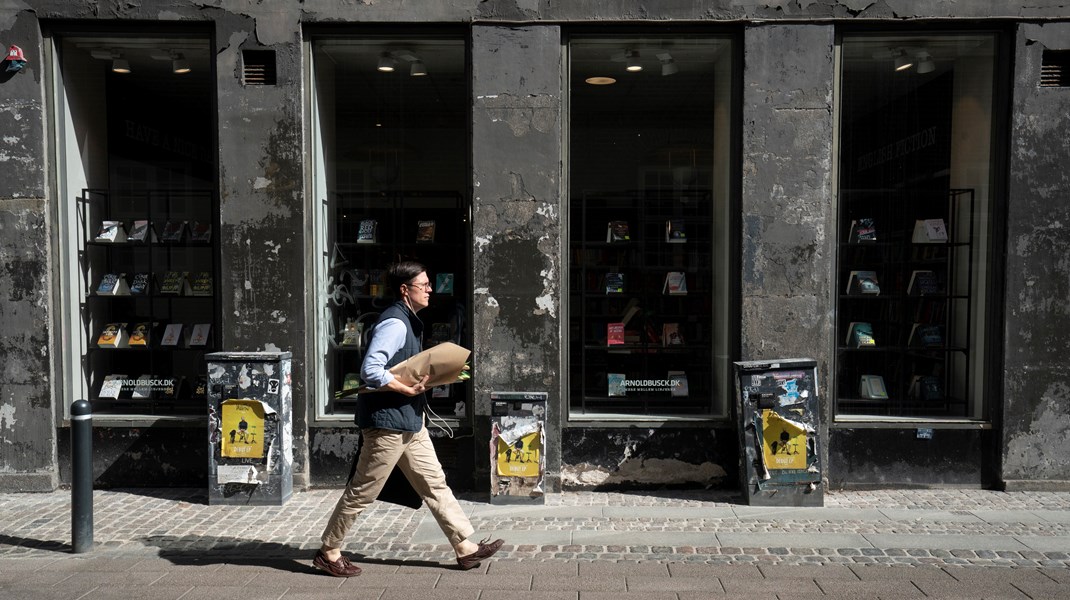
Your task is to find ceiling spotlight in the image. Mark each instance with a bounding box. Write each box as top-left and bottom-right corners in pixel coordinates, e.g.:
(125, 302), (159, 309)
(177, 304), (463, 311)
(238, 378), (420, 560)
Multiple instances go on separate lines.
(916, 51), (935, 74)
(377, 53), (397, 73)
(625, 50), (642, 72)
(894, 51), (913, 72)
(111, 57), (131, 74)
(172, 53), (191, 74)
(585, 76), (616, 85)
(409, 60), (427, 76)
(661, 58), (678, 76)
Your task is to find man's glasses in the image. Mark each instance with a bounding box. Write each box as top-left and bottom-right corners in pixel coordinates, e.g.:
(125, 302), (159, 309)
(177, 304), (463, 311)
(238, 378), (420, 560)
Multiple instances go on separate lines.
(405, 281), (433, 291)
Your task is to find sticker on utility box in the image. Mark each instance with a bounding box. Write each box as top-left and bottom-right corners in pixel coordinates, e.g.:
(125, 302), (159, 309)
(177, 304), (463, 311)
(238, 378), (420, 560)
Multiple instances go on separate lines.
(221, 399), (265, 458)
(761, 409), (807, 470)
(217, 464), (261, 485)
(496, 431), (541, 478)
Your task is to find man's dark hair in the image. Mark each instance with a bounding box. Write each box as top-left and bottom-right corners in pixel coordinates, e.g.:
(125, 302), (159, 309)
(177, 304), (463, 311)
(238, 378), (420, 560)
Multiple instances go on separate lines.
(387, 260), (426, 295)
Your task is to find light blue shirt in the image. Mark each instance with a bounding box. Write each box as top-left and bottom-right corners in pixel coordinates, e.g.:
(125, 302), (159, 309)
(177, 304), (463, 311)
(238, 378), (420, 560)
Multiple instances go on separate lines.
(360, 317), (407, 389)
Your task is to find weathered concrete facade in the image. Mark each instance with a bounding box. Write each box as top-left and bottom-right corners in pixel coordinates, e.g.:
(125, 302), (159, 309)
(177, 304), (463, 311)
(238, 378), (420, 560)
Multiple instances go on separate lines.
(1, 1), (1068, 494)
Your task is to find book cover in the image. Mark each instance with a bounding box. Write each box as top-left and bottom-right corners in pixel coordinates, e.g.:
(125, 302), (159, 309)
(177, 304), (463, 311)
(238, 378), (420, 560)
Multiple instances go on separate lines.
(96, 273), (129, 295)
(911, 375), (944, 401)
(859, 374), (889, 399)
(607, 373), (626, 397)
(191, 376), (208, 400)
(663, 271), (687, 295)
(846, 270), (880, 295)
(606, 220), (630, 242)
(97, 322), (127, 348)
(128, 272), (153, 295)
(128, 322), (154, 347)
(341, 372), (362, 392)
(188, 271), (213, 296)
(341, 319), (363, 346)
(160, 220), (187, 243)
(157, 376), (183, 400)
(160, 323), (184, 347)
(666, 219), (687, 243)
(435, 273), (454, 295)
(620, 298), (641, 327)
(662, 322), (684, 346)
(605, 272), (625, 294)
(131, 374), (154, 400)
(188, 323), (211, 346)
(158, 271), (189, 295)
(909, 324), (944, 347)
(668, 370), (689, 397)
(846, 322), (876, 347)
(95, 220), (127, 243)
(644, 321), (661, 344)
(98, 374), (127, 399)
(432, 385), (451, 398)
(912, 218), (949, 243)
(415, 220), (436, 243)
(188, 220), (212, 243)
(607, 322), (625, 346)
(357, 219), (378, 244)
(127, 220), (154, 243)
(848, 218), (877, 243)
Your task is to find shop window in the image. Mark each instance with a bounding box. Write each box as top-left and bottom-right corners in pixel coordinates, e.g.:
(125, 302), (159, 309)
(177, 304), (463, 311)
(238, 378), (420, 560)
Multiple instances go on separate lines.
(310, 35), (470, 421)
(835, 33), (1002, 420)
(52, 33), (217, 418)
(567, 35), (736, 419)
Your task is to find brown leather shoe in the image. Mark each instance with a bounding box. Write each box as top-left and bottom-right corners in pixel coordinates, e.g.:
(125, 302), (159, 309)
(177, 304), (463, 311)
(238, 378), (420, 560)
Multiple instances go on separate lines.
(456, 537), (504, 570)
(313, 549), (362, 577)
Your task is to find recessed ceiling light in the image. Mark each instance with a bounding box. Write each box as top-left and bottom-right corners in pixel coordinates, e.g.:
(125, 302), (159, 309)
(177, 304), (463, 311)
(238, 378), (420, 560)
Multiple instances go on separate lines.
(585, 76), (616, 85)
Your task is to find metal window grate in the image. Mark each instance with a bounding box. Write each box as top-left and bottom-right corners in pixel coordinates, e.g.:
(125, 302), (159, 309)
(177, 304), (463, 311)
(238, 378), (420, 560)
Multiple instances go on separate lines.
(1040, 50), (1070, 87)
(242, 50), (276, 85)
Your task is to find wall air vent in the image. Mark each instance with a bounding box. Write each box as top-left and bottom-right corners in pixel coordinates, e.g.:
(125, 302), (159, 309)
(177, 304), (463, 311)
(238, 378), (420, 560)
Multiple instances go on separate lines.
(1040, 50), (1070, 87)
(242, 49), (276, 85)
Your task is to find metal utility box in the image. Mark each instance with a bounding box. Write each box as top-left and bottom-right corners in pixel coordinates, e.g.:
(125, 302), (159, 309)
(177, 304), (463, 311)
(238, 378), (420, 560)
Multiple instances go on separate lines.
(734, 359), (823, 506)
(489, 391), (547, 505)
(207, 351), (293, 506)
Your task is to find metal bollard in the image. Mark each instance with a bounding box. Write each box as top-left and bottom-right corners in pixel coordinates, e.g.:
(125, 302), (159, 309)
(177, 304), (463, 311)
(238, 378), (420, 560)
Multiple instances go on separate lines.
(71, 400), (93, 553)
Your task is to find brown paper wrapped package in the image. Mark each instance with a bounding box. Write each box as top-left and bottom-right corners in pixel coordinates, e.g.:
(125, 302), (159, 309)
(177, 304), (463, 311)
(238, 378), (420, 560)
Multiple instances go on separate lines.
(357, 342), (471, 393)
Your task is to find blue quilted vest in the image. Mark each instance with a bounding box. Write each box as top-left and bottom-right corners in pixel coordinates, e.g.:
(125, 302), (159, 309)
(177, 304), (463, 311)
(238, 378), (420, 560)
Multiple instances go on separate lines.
(355, 301), (426, 432)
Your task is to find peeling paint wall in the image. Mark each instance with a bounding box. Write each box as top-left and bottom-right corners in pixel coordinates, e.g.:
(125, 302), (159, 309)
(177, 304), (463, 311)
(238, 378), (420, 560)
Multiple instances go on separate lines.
(471, 25), (564, 491)
(1002, 23), (1070, 488)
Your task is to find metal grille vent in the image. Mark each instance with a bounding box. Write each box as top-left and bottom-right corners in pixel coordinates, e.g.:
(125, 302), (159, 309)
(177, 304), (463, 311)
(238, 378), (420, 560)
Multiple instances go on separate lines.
(242, 50), (276, 85)
(1040, 50), (1070, 87)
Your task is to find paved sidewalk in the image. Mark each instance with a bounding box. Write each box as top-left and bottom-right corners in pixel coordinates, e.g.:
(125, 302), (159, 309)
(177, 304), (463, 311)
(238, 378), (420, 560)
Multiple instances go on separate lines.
(1, 487), (1069, 599)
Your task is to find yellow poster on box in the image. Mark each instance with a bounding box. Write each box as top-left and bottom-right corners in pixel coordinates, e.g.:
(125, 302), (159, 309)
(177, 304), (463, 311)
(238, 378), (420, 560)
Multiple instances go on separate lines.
(761, 409), (806, 470)
(496, 431), (541, 478)
(221, 399), (265, 458)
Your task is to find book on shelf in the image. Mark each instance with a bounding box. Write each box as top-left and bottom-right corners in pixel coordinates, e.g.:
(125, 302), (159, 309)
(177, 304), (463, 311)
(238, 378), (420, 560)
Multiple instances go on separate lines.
(131, 375), (154, 400)
(188, 271), (213, 296)
(188, 220), (212, 243)
(910, 375), (944, 401)
(606, 220), (631, 242)
(96, 322), (127, 348)
(858, 374), (889, 399)
(188, 323), (212, 346)
(668, 371), (689, 397)
(95, 220), (127, 243)
(848, 218), (878, 243)
(620, 298), (641, 328)
(191, 376), (209, 400)
(159, 323), (184, 347)
(662, 322), (684, 346)
(432, 385), (451, 398)
(907, 270), (942, 296)
(607, 322), (625, 346)
(98, 374), (127, 400)
(128, 272), (153, 296)
(663, 271), (687, 295)
(607, 373), (626, 397)
(846, 270), (880, 295)
(158, 271), (189, 295)
(908, 323), (944, 347)
(96, 273), (130, 296)
(435, 273), (454, 295)
(126, 220), (155, 243)
(341, 318), (363, 346)
(357, 219), (378, 244)
(157, 376), (183, 400)
(128, 322), (154, 347)
(341, 372), (362, 392)
(605, 272), (625, 294)
(912, 218), (948, 243)
(644, 321), (661, 344)
(160, 220), (187, 243)
(665, 219), (687, 243)
(846, 321), (876, 347)
(415, 220), (436, 243)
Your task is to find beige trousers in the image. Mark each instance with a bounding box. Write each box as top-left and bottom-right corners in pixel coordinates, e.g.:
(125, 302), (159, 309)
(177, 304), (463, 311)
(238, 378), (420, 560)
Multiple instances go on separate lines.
(321, 426), (475, 548)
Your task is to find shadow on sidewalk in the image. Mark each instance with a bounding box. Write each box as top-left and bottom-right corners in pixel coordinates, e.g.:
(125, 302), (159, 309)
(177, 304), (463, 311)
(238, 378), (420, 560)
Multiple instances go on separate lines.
(101, 487), (209, 504)
(0, 533), (72, 554)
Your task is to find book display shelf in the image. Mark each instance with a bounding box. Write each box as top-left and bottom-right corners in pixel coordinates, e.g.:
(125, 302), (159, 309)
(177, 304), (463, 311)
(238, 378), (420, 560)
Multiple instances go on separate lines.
(569, 189), (714, 415)
(836, 188), (974, 417)
(79, 189), (220, 416)
(324, 190), (468, 416)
